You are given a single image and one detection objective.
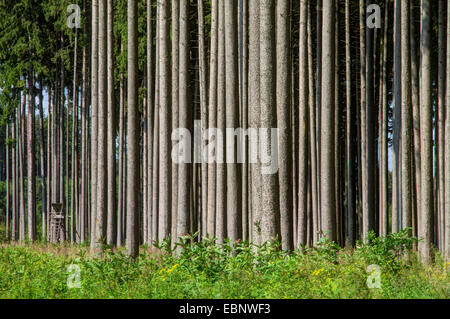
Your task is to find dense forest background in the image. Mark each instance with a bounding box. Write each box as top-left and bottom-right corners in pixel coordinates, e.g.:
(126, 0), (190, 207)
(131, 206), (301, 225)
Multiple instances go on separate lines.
(0, 0), (448, 265)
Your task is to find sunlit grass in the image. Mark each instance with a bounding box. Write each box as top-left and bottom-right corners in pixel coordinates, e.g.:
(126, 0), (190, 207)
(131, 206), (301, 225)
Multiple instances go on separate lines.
(0, 231), (448, 299)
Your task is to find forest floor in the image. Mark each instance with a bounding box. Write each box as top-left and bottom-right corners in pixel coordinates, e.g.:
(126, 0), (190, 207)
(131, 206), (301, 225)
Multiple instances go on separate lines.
(0, 229), (448, 299)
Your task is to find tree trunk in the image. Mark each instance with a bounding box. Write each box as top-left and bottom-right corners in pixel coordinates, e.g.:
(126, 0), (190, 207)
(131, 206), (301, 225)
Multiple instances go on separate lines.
(419, 0), (434, 263)
(392, 0), (402, 233)
(401, 0), (412, 234)
(207, 0), (218, 239)
(277, 0), (293, 250)
(90, 0), (99, 244)
(106, 0), (116, 246)
(126, 0), (140, 259)
(158, 0), (172, 241)
(298, 0), (309, 248)
(225, 0), (241, 243)
(249, 0), (261, 245)
(176, 0), (192, 243)
(216, 0), (226, 243)
(320, 0), (336, 242)
(260, 0), (280, 243)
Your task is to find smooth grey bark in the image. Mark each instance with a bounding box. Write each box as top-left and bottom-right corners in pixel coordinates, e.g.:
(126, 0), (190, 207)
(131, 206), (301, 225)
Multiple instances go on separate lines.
(5, 124), (9, 239)
(401, 0), (412, 234)
(171, 0), (179, 243)
(198, 0), (208, 239)
(38, 82), (47, 241)
(307, 3), (318, 246)
(298, 0), (309, 248)
(117, 56), (125, 246)
(106, 0), (116, 246)
(249, 0), (261, 245)
(446, 0), (450, 261)
(392, 0), (401, 233)
(215, 0), (226, 243)
(152, 9), (160, 243)
(365, 0), (375, 240)
(225, 0), (241, 242)
(71, 29), (78, 243)
(176, 0), (192, 243)
(80, 15), (88, 242)
(437, 0), (446, 250)
(93, 0), (107, 254)
(146, 0), (153, 244)
(277, 0), (293, 250)
(158, 0), (172, 241)
(27, 67), (36, 241)
(380, 0), (389, 237)
(126, 0), (140, 259)
(320, 0), (336, 242)
(419, 0), (434, 263)
(260, 0), (280, 243)
(207, 0), (218, 238)
(411, 0), (421, 237)
(90, 0), (99, 243)
(345, 0), (355, 244)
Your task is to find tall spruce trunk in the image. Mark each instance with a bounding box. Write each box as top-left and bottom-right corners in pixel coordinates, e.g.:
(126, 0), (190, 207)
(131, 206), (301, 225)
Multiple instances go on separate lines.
(401, 0), (412, 234)
(249, 0), (261, 245)
(419, 0), (434, 263)
(176, 0), (192, 243)
(320, 0), (336, 241)
(126, 0), (140, 259)
(260, 0), (280, 243)
(225, 0), (241, 242)
(298, 0), (309, 247)
(158, 0), (172, 241)
(90, 0), (99, 243)
(277, 0), (293, 250)
(206, 0), (218, 238)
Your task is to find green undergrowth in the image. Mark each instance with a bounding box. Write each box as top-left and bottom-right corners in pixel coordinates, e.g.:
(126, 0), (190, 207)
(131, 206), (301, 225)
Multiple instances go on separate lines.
(0, 230), (448, 299)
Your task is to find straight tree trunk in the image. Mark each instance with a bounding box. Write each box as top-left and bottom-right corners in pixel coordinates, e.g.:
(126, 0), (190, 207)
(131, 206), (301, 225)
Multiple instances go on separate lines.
(307, 2), (318, 246)
(437, 0), (446, 250)
(249, 0), (261, 245)
(320, 0), (336, 241)
(199, 0), (208, 239)
(126, 0), (140, 259)
(445, 0), (450, 261)
(5, 124), (10, 239)
(380, 0), (389, 237)
(419, 0), (434, 263)
(106, 0), (116, 246)
(277, 0), (293, 250)
(401, 0), (413, 234)
(93, 0), (107, 254)
(71, 29), (78, 243)
(146, 0), (153, 244)
(158, 0), (172, 241)
(345, 0), (355, 244)
(215, 0), (226, 243)
(298, 0), (309, 247)
(411, 0), (421, 238)
(260, 0), (280, 243)
(225, 0), (241, 243)
(392, 0), (402, 233)
(365, 0), (376, 240)
(176, 0), (192, 243)
(171, 0), (180, 243)
(27, 69), (37, 242)
(207, 0), (218, 238)
(38, 82), (47, 240)
(90, 0), (99, 243)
